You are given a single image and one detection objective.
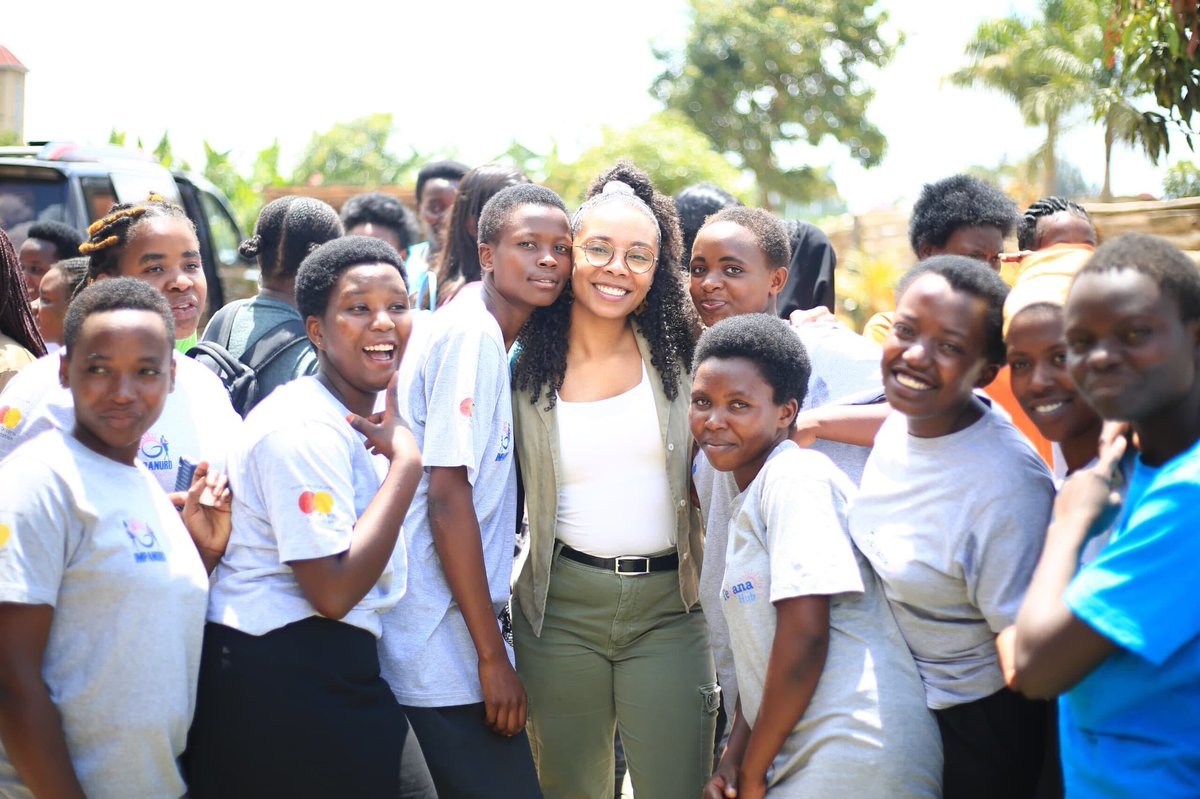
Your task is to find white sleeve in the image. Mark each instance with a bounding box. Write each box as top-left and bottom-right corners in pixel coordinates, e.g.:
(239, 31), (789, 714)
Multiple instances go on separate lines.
(251, 422), (361, 564)
(417, 326), (504, 486)
(0, 456), (77, 607)
(761, 463), (863, 603)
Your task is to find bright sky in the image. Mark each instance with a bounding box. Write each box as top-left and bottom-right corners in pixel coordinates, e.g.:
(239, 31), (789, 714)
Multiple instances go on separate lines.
(3, 0), (1186, 213)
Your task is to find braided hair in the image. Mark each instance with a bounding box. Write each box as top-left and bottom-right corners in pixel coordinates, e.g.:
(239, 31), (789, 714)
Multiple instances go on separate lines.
(1017, 196), (1094, 252)
(80, 194), (195, 280)
(0, 229), (47, 357)
(513, 161), (699, 409)
(241, 196), (344, 282)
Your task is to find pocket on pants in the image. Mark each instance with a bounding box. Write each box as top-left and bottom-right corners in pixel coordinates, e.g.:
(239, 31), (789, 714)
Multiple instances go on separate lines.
(699, 682), (722, 774)
(699, 682), (722, 715)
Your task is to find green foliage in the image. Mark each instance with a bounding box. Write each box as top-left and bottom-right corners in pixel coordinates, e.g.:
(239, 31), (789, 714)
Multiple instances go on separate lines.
(653, 0), (898, 207)
(203, 141), (284, 234)
(534, 112), (751, 207)
(1110, 0), (1200, 141)
(0, 130), (21, 146)
(950, 0), (1101, 196)
(290, 114), (423, 186)
(1163, 159), (1200, 198)
(107, 128), (125, 147)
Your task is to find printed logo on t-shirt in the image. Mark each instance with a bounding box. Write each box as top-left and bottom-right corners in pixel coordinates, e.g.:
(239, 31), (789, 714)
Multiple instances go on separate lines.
(723, 578), (759, 605)
(459, 397), (475, 418)
(495, 421), (511, 462)
(0, 405), (22, 442)
(0, 521), (11, 550)
(298, 490), (335, 515)
(139, 433), (174, 474)
(123, 518), (166, 563)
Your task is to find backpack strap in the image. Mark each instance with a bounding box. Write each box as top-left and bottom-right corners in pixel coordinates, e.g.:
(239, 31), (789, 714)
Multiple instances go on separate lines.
(239, 316), (310, 374)
(202, 298), (248, 348)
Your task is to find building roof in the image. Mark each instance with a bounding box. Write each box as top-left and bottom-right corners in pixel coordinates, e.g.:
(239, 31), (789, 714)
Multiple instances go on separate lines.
(0, 45), (28, 73)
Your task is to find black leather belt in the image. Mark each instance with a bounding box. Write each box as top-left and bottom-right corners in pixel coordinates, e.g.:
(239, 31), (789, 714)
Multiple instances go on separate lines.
(559, 544), (679, 575)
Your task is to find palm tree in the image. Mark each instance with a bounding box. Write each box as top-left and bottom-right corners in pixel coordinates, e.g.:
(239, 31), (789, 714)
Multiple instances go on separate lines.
(949, 0), (1099, 197)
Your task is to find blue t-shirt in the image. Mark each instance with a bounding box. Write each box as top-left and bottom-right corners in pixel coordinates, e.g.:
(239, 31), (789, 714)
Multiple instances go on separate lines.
(1061, 439), (1200, 798)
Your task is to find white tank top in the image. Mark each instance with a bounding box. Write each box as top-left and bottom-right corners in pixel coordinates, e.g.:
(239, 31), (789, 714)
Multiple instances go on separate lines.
(555, 362), (677, 557)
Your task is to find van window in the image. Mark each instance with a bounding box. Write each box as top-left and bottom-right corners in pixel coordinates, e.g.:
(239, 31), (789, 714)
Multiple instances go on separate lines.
(199, 190), (242, 269)
(80, 176), (117, 223)
(0, 175), (68, 232)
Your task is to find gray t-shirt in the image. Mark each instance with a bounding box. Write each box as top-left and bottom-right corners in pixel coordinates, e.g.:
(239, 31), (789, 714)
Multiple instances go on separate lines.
(722, 441), (941, 796)
(203, 295), (317, 401)
(697, 323), (880, 717)
(849, 408), (1055, 709)
(207, 376), (405, 638)
(0, 431), (209, 799)
(0, 351), (241, 493)
(379, 294), (517, 707)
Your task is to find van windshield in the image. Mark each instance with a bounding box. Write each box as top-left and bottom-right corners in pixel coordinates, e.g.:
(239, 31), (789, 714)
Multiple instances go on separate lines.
(0, 176), (69, 235)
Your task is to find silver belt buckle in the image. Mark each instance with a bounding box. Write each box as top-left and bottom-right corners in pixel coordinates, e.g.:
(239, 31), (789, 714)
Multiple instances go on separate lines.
(615, 556), (650, 575)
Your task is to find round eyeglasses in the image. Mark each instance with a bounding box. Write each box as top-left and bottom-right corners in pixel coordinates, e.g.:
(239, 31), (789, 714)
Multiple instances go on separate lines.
(574, 240), (658, 274)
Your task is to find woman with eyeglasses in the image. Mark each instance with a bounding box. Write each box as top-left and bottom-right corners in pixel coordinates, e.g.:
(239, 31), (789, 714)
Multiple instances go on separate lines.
(509, 162), (712, 799)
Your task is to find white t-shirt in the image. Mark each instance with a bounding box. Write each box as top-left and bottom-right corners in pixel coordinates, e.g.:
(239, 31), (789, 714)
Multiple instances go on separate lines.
(207, 376), (405, 638)
(555, 361), (675, 557)
(722, 441), (942, 797)
(696, 324), (881, 719)
(0, 350), (242, 493)
(379, 294), (518, 707)
(0, 431), (209, 799)
(848, 408), (1055, 709)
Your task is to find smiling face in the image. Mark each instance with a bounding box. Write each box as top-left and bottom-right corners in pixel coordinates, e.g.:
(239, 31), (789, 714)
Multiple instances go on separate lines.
(1006, 304), (1102, 447)
(688, 221), (787, 328)
(690, 356), (797, 490)
(112, 217), (207, 340)
(308, 262), (411, 413)
(884, 272), (997, 438)
(18, 237), (57, 302)
(60, 309), (175, 465)
(479, 203), (571, 312)
(570, 202), (659, 322)
(921, 224), (1005, 272)
(35, 267), (69, 345)
(1065, 269), (1200, 424)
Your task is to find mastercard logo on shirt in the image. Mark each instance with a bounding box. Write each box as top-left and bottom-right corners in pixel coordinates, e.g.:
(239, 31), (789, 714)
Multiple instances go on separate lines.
(0, 406), (21, 430)
(0, 521), (11, 550)
(298, 491), (336, 515)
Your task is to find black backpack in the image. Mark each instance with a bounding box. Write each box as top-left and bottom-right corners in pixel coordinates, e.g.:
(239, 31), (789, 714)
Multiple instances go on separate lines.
(188, 300), (310, 417)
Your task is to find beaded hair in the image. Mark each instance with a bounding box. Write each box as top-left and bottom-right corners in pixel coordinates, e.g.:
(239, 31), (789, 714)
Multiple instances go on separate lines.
(81, 194), (195, 280)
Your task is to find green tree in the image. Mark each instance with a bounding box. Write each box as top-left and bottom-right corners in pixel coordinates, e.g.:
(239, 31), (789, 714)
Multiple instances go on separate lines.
(290, 114), (422, 186)
(1163, 159), (1200, 198)
(1109, 0), (1200, 141)
(653, 0), (898, 208)
(203, 140), (284, 234)
(533, 112), (751, 207)
(950, 0), (1101, 197)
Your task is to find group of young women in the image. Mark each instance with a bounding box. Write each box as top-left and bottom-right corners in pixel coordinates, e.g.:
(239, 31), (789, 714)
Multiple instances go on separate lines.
(0, 158), (1196, 799)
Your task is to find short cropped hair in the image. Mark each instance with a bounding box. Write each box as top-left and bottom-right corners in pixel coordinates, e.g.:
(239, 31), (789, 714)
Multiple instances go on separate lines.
(477, 184), (568, 246)
(27, 220), (84, 261)
(1076, 233), (1200, 323)
(701, 207), (791, 271)
(909, 174), (1018, 255)
(416, 160), (470, 204)
(338, 192), (417, 253)
(295, 235), (407, 320)
(693, 313), (811, 414)
(64, 277), (174, 353)
(896, 254), (1011, 365)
